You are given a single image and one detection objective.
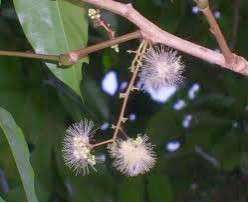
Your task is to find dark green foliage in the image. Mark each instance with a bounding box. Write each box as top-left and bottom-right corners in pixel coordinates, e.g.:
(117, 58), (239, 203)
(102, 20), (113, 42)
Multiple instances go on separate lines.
(0, 0), (247, 201)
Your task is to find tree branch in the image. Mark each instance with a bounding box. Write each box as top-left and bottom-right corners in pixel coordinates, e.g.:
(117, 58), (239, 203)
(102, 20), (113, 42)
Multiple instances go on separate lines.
(80, 0), (248, 75)
(60, 30), (141, 65)
(231, 0), (241, 49)
(0, 31), (141, 66)
(195, 0), (234, 66)
(91, 139), (114, 148)
(0, 50), (59, 62)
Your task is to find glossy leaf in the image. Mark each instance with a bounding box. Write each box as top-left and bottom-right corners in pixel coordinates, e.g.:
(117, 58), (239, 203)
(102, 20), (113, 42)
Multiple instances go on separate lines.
(13, 0), (88, 97)
(0, 107), (38, 201)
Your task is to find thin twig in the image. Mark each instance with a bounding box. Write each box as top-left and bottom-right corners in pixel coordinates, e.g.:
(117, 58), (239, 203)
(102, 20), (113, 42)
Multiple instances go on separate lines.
(80, 0), (247, 75)
(91, 126), (129, 149)
(99, 20), (116, 39)
(0, 50), (59, 62)
(231, 0), (241, 49)
(118, 127), (129, 138)
(91, 139), (114, 148)
(196, 0), (233, 65)
(0, 31), (141, 66)
(111, 124), (129, 138)
(88, 8), (116, 39)
(112, 40), (149, 140)
(60, 30), (141, 65)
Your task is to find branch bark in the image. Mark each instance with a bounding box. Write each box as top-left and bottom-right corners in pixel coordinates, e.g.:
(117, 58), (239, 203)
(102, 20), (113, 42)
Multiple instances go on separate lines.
(231, 0), (241, 49)
(0, 50), (59, 62)
(0, 31), (141, 66)
(81, 0), (248, 75)
(195, 0), (238, 71)
(60, 31), (141, 65)
(201, 6), (233, 65)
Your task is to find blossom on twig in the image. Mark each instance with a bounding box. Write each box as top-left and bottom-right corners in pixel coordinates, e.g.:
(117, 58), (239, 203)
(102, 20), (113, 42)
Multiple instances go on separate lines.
(108, 135), (156, 176)
(138, 45), (185, 91)
(62, 119), (97, 175)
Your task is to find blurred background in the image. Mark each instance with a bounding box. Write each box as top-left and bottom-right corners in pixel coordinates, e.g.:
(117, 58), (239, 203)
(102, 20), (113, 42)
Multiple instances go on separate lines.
(0, 0), (248, 201)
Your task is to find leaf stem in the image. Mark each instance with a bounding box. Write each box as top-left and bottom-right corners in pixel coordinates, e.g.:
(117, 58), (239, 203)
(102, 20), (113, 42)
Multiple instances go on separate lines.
(0, 50), (60, 62)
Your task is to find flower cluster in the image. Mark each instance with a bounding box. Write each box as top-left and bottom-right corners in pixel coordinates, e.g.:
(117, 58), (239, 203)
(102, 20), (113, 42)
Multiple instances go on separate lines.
(108, 135), (156, 176)
(88, 8), (101, 21)
(62, 44), (184, 177)
(62, 120), (97, 175)
(62, 120), (156, 176)
(138, 45), (185, 91)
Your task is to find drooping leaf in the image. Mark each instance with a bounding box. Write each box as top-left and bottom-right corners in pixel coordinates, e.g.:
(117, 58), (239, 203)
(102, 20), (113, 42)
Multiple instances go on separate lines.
(13, 0), (88, 97)
(0, 107), (38, 202)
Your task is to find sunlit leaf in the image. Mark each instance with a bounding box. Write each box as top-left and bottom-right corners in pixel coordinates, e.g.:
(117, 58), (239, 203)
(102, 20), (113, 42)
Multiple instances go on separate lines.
(13, 0), (88, 98)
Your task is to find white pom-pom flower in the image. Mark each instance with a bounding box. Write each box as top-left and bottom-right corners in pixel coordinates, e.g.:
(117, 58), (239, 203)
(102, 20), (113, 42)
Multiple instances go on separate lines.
(138, 45), (185, 91)
(62, 119), (97, 175)
(108, 135), (156, 176)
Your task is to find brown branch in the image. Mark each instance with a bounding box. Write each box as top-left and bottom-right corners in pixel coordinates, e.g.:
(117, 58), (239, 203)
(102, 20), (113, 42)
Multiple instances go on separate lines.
(203, 8), (233, 63)
(231, 0), (241, 49)
(0, 31), (141, 66)
(0, 50), (59, 62)
(59, 31), (141, 65)
(195, 0), (233, 65)
(80, 0), (248, 75)
(117, 127), (129, 138)
(91, 127), (129, 149)
(112, 40), (148, 140)
(91, 139), (114, 148)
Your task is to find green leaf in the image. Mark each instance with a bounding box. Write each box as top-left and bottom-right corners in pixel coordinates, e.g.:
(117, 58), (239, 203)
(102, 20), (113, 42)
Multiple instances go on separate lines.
(13, 0), (88, 97)
(82, 75), (110, 121)
(147, 175), (173, 201)
(158, 0), (187, 33)
(118, 177), (144, 201)
(64, 174), (116, 201)
(0, 107), (38, 202)
(0, 195), (4, 202)
(5, 187), (26, 202)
